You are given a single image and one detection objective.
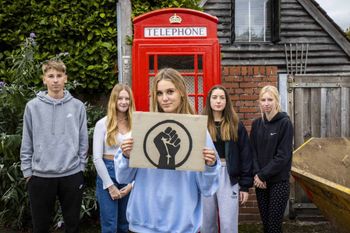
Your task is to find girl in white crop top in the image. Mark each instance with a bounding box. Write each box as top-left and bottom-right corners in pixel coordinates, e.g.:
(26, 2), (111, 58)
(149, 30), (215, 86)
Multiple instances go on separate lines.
(93, 84), (135, 233)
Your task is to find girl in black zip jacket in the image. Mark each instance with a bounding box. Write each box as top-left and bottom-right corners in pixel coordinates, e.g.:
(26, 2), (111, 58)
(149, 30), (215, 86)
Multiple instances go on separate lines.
(201, 85), (253, 233)
(250, 85), (293, 233)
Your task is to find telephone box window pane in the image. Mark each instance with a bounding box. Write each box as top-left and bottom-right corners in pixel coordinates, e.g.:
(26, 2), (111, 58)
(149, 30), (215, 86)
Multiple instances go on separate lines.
(149, 55), (154, 73)
(158, 55), (194, 72)
(198, 97), (203, 114)
(198, 76), (203, 93)
(183, 75), (195, 93)
(188, 96), (195, 111)
(198, 55), (203, 72)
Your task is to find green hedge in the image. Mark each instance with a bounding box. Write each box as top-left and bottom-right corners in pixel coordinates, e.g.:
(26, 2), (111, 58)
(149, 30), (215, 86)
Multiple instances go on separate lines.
(0, 0), (201, 93)
(0, 0), (118, 91)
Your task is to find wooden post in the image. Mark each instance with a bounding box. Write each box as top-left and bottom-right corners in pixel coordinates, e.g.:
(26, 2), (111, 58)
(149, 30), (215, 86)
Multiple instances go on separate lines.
(117, 0), (132, 85)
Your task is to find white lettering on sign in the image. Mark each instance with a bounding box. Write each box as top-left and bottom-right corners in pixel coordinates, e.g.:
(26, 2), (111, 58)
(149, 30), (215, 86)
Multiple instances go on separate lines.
(144, 27), (207, 37)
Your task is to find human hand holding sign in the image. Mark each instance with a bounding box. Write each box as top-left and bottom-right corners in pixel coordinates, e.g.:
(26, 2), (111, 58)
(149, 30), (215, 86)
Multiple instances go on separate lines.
(154, 127), (181, 169)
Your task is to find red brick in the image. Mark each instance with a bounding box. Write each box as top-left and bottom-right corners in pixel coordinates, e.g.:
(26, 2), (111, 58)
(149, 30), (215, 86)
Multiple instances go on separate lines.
(258, 82), (275, 87)
(241, 66), (248, 75)
(253, 66), (260, 75)
(234, 101), (241, 107)
(222, 66), (229, 75)
(242, 88), (254, 94)
(240, 94), (259, 101)
(259, 66), (266, 75)
(266, 75), (277, 82)
(249, 66), (255, 76)
(240, 82), (257, 88)
(240, 101), (256, 107)
(229, 67), (235, 76)
(234, 88), (245, 94)
(231, 95), (239, 101)
(244, 113), (261, 119)
(251, 76), (263, 82)
(243, 77), (253, 82)
(240, 107), (259, 113)
(224, 82), (239, 88)
(253, 88), (262, 95)
(223, 75), (234, 82)
(266, 66), (277, 75)
(233, 75), (243, 81)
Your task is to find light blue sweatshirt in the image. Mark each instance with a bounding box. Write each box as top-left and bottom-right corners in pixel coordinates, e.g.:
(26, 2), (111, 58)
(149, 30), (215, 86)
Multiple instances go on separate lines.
(115, 132), (220, 233)
(20, 90), (88, 178)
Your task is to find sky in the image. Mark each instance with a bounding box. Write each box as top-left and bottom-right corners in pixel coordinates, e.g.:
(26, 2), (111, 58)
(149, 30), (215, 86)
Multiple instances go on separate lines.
(316, 0), (350, 31)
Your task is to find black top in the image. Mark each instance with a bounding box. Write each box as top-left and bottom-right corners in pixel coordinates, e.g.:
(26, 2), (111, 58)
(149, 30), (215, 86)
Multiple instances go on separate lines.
(250, 112), (294, 184)
(214, 121), (225, 159)
(215, 121), (253, 192)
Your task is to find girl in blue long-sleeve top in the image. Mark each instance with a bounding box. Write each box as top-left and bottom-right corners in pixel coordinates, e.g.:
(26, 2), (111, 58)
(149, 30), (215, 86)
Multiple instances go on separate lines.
(115, 68), (221, 233)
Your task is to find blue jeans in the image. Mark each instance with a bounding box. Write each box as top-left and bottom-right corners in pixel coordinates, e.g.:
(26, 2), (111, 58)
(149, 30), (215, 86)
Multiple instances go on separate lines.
(96, 159), (129, 233)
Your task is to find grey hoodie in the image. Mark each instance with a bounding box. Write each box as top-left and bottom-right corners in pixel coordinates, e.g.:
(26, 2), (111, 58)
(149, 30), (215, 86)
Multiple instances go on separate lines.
(20, 90), (89, 178)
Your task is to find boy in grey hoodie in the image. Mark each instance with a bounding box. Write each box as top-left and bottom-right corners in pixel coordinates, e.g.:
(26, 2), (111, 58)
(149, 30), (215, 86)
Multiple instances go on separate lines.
(20, 59), (88, 233)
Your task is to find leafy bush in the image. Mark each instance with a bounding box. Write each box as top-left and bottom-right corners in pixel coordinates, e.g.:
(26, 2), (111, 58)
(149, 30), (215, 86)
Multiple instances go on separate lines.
(131, 0), (201, 18)
(0, 0), (118, 91)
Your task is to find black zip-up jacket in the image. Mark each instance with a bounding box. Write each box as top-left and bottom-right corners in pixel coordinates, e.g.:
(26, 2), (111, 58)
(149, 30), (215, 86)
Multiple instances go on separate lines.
(250, 112), (293, 184)
(224, 121), (253, 192)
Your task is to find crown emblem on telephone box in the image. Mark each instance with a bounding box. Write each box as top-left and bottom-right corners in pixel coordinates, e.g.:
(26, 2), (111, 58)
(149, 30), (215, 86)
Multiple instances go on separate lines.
(169, 14), (182, 24)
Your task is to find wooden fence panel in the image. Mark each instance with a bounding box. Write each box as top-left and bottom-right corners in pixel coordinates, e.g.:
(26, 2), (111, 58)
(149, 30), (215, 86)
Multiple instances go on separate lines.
(288, 74), (350, 217)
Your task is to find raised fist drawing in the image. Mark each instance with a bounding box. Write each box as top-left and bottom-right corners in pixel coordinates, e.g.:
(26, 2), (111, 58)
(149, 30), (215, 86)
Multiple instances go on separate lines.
(153, 127), (181, 169)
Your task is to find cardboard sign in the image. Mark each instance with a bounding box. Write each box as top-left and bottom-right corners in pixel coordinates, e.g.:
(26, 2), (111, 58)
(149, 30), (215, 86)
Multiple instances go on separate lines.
(130, 111), (208, 171)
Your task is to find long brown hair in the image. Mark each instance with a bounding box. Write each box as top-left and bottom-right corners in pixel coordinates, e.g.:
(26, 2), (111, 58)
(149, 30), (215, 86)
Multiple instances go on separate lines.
(106, 84), (135, 146)
(203, 85), (239, 142)
(150, 68), (194, 114)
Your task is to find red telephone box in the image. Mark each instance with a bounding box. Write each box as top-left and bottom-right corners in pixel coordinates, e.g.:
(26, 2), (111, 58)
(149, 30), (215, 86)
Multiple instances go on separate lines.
(132, 8), (221, 112)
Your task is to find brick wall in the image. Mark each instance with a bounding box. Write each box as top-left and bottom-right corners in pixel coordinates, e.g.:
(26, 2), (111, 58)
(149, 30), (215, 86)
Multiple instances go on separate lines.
(222, 65), (278, 222)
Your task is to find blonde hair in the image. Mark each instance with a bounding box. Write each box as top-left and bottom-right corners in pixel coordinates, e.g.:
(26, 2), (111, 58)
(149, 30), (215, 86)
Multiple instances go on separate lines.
(259, 85), (281, 116)
(106, 84), (135, 146)
(42, 59), (66, 75)
(203, 85), (239, 142)
(150, 68), (194, 114)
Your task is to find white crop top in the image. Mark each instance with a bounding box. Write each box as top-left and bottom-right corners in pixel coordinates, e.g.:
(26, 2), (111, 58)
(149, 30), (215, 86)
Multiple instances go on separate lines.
(93, 116), (131, 189)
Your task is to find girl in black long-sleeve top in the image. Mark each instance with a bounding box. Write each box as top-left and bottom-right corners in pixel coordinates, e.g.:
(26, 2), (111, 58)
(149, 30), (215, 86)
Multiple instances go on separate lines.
(201, 85), (253, 233)
(250, 85), (293, 233)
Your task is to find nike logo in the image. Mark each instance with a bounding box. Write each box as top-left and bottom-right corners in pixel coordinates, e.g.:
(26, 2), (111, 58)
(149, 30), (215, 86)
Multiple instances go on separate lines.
(270, 133), (277, 136)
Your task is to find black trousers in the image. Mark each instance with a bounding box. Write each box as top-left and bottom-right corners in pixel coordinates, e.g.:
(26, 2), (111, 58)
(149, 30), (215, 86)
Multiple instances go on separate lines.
(255, 181), (290, 233)
(27, 172), (84, 233)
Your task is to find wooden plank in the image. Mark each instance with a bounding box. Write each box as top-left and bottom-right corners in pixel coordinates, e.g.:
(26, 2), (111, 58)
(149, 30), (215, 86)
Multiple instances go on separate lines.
(310, 88), (321, 137)
(303, 88), (311, 141)
(204, 2), (230, 10)
(281, 31), (329, 37)
(341, 87), (350, 136)
(281, 17), (317, 23)
(294, 88), (305, 147)
(280, 10), (309, 17)
(328, 88), (341, 136)
(282, 23), (322, 30)
(221, 44), (344, 52)
(320, 88), (327, 137)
